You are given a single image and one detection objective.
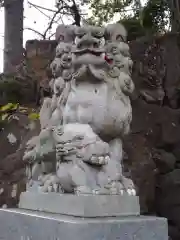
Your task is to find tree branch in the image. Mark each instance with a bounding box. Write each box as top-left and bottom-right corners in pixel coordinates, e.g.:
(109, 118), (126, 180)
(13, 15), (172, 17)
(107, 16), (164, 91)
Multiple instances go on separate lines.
(27, 1), (57, 13)
(71, 0), (81, 26)
(48, 32), (56, 39)
(24, 27), (44, 38)
(28, 1), (52, 19)
(56, 0), (82, 25)
(42, 8), (63, 39)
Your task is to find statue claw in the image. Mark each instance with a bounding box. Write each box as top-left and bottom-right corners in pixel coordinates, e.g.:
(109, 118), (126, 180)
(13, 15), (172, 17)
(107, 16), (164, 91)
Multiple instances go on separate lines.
(38, 174), (62, 193)
(48, 185), (53, 192)
(108, 181), (124, 195)
(120, 190), (124, 195)
(131, 189), (136, 196)
(75, 186), (92, 195)
(104, 155), (110, 164)
(98, 156), (105, 164)
(90, 155), (108, 165)
(120, 176), (136, 196)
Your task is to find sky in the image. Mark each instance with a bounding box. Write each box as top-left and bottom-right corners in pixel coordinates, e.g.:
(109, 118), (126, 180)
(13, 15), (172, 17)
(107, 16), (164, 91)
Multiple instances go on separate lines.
(0, 0), (147, 72)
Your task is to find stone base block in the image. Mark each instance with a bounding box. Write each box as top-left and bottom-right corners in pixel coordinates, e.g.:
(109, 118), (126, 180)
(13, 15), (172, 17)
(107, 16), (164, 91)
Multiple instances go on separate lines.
(19, 192), (140, 217)
(0, 209), (168, 240)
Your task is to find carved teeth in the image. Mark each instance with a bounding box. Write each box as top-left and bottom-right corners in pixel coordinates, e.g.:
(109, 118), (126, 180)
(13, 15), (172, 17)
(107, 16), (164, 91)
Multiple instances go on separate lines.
(53, 184), (58, 192)
(131, 189), (136, 196)
(48, 185), (53, 192)
(127, 188), (136, 196)
(120, 190), (124, 195)
(101, 53), (105, 58)
(127, 189), (132, 195)
(91, 156), (106, 165)
(105, 156), (110, 163)
(91, 156), (96, 163)
(98, 156), (104, 164)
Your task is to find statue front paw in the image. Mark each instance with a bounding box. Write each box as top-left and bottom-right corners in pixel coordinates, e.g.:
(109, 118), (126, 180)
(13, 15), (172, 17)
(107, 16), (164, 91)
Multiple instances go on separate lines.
(74, 186), (93, 195)
(104, 181), (124, 195)
(38, 173), (63, 193)
(23, 150), (36, 163)
(103, 178), (136, 196)
(81, 140), (110, 166)
(120, 176), (136, 196)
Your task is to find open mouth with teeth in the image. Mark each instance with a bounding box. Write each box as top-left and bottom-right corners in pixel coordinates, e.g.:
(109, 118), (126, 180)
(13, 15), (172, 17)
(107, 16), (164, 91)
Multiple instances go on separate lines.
(73, 48), (104, 56)
(73, 49), (105, 63)
(72, 48), (107, 67)
(72, 48), (114, 68)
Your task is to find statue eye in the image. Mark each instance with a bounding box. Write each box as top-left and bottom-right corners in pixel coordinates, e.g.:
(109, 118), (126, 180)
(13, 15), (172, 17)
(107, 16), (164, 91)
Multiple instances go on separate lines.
(92, 27), (104, 38)
(93, 32), (101, 38)
(59, 35), (64, 41)
(116, 34), (123, 41)
(112, 47), (118, 52)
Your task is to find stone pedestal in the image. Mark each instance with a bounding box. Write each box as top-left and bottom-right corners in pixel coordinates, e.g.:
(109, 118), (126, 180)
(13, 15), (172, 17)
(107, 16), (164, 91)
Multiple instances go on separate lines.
(19, 192), (140, 217)
(0, 209), (168, 240)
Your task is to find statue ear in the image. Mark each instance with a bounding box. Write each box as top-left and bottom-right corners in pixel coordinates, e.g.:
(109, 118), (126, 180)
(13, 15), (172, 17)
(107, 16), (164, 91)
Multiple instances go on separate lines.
(105, 23), (127, 42)
(55, 24), (76, 43)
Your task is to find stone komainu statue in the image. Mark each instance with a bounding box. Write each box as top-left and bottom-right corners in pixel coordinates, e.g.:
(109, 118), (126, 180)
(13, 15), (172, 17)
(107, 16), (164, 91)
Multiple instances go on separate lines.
(23, 23), (136, 196)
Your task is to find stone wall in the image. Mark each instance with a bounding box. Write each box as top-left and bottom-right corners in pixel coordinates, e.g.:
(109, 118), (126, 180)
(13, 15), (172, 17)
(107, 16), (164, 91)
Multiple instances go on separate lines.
(0, 34), (180, 239)
(20, 39), (57, 104)
(127, 33), (180, 240)
(26, 39), (57, 80)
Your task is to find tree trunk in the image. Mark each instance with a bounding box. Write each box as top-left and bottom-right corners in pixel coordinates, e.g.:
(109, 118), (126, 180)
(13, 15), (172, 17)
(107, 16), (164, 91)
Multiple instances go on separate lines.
(3, 0), (24, 74)
(168, 0), (180, 33)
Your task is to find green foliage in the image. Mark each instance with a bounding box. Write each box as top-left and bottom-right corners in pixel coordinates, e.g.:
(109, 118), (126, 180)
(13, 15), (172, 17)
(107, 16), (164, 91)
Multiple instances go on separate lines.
(0, 103), (19, 112)
(88, 0), (170, 40)
(88, 0), (133, 26)
(0, 75), (23, 102)
(142, 0), (169, 33)
(120, 17), (146, 41)
(0, 103), (19, 123)
(28, 112), (40, 121)
(0, 102), (39, 125)
(0, 70), (37, 105)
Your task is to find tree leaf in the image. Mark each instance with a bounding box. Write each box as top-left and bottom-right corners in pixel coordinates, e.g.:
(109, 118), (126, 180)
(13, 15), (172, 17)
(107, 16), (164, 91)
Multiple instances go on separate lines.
(1, 113), (9, 121)
(28, 113), (40, 120)
(0, 103), (18, 111)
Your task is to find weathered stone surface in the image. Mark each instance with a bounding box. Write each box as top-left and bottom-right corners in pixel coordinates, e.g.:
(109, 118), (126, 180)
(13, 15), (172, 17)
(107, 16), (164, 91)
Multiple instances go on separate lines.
(124, 133), (157, 214)
(22, 24), (137, 199)
(130, 33), (180, 109)
(0, 209), (168, 240)
(153, 150), (176, 174)
(127, 34), (180, 240)
(26, 40), (57, 84)
(19, 192), (140, 217)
